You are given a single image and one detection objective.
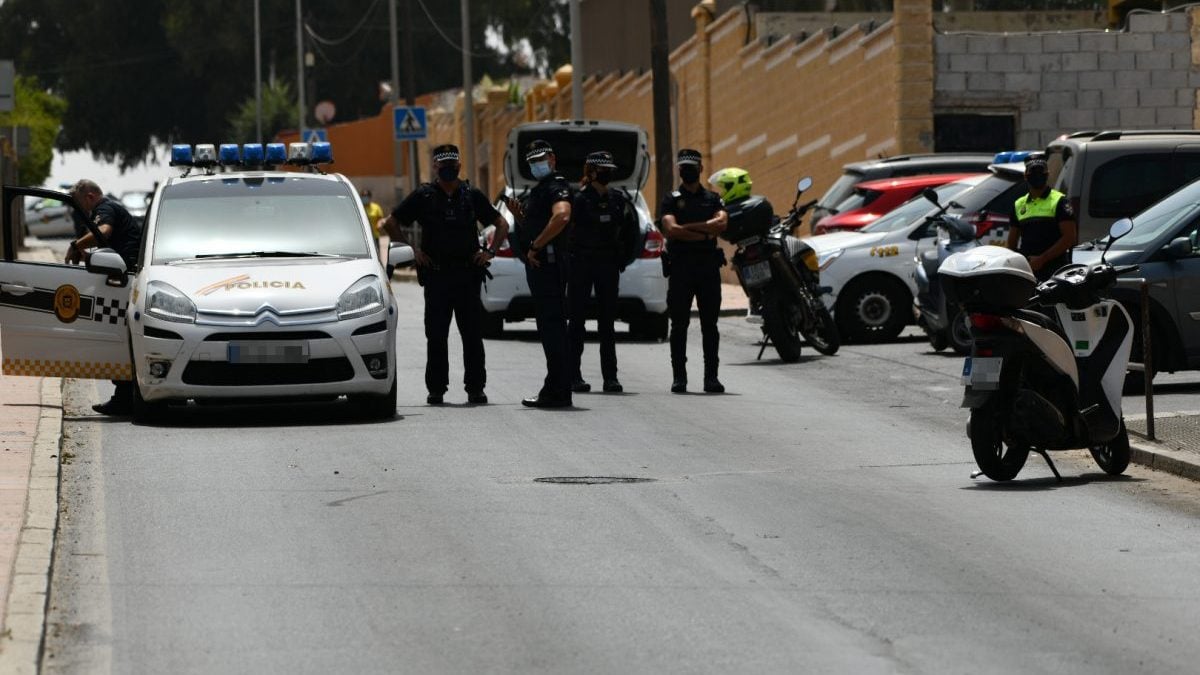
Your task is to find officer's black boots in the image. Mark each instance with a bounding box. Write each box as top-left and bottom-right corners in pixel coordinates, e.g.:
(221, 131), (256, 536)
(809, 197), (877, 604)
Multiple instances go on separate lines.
(427, 392), (444, 405)
(671, 363), (687, 394)
(467, 391), (488, 404)
(571, 379), (592, 393)
(703, 364), (724, 394)
(603, 378), (623, 393)
(93, 382), (133, 416)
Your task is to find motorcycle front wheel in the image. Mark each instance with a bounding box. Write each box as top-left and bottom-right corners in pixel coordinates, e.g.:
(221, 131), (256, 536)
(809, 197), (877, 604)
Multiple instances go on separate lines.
(801, 299), (839, 356)
(969, 398), (1029, 481)
(1090, 421), (1131, 475)
(761, 292), (803, 362)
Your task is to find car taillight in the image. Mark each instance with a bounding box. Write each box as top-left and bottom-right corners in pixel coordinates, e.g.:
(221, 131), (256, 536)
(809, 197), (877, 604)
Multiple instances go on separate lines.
(486, 231), (516, 258)
(969, 313), (1005, 331)
(640, 228), (665, 258)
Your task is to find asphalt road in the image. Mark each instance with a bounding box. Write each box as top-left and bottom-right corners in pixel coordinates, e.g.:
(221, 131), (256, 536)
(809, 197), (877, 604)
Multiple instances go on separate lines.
(42, 279), (1200, 674)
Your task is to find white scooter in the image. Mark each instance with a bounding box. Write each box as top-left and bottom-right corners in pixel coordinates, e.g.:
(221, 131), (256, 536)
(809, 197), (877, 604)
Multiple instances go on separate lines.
(939, 218), (1138, 482)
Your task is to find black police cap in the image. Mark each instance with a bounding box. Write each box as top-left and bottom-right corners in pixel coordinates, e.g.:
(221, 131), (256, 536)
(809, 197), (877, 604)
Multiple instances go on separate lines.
(432, 144), (460, 163)
(677, 148), (702, 166)
(585, 151), (617, 169)
(526, 140), (554, 162)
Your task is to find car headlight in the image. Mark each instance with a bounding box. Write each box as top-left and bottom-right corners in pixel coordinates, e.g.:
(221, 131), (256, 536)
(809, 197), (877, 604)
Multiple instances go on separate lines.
(145, 281), (196, 323)
(337, 275), (385, 320)
(817, 249), (843, 271)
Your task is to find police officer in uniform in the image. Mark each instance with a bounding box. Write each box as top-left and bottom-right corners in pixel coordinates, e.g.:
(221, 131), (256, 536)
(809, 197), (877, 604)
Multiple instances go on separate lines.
(659, 149), (728, 394)
(64, 179), (143, 415)
(568, 150), (638, 394)
(379, 144), (509, 405)
(505, 140), (574, 408)
(1006, 156), (1076, 282)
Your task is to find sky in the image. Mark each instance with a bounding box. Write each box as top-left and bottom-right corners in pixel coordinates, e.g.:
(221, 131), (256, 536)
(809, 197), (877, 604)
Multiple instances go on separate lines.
(43, 146), (173, 196)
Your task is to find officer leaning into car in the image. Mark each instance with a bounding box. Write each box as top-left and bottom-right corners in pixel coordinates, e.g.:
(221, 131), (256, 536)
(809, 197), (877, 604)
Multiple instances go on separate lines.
(379, 144), (509, 406)
(658, 148), (728, 394)
(1006, 156), (1077, 282)
(64, 178), (143, 416)
(568, 150), (638, 394)
(505, 139), (575, 408)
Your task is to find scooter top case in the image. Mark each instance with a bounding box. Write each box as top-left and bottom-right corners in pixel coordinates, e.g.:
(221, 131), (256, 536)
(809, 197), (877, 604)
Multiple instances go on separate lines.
(939, 245), (1036, 311)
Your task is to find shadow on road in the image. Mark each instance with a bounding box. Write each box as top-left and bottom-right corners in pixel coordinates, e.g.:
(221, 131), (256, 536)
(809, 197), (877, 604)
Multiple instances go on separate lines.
(961, 472), (1146, 491)
(127, 399), (404, 429)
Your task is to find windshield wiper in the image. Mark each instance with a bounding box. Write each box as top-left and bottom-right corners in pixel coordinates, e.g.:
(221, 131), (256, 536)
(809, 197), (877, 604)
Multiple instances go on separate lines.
(193, 251), (337, 259)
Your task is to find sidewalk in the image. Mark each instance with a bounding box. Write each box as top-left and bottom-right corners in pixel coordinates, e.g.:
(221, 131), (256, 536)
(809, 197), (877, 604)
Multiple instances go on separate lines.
(1127, 413), (1200, 481)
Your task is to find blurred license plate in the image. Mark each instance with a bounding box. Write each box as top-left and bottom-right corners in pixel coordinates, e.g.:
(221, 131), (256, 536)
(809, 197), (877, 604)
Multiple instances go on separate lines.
(961, 356), (1002, 389)
(741, 261), (772, 288)
(228, 341), (309, 364)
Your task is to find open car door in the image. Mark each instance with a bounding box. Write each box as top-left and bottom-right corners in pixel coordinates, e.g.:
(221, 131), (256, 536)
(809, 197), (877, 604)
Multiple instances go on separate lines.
(0, 185), (132, 379)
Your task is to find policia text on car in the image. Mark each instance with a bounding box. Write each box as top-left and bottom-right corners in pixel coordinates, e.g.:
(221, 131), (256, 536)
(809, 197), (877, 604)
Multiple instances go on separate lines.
(380, 144), (509, 405)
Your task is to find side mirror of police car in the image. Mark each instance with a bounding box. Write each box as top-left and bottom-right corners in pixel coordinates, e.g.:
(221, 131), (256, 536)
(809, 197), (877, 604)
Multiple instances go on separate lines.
(1165, 237), (1191, 260)
(388, 243), (416, 268)
(85, 248), (129, 287)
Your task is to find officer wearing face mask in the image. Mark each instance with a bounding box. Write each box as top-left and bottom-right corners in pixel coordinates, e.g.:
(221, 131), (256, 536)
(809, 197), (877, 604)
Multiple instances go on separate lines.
(658, 148), (728, 394)
(505, 139), (574, 408)
(378, 144), (509, 406)
(1006, 156), (1076, 281)
(568, 150), (638, 394)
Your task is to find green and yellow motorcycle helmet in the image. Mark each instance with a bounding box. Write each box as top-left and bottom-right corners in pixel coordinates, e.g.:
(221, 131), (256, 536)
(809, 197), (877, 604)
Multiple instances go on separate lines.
(708, 167), (752, 203)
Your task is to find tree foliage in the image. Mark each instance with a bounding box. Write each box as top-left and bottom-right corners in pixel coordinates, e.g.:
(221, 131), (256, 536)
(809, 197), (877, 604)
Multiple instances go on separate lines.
(0, 75), (67, 185)
(0, 0), (568, 169)
(227, 79), (298, 145)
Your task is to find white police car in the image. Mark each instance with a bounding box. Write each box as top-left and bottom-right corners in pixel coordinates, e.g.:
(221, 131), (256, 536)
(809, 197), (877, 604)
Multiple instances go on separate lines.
(805, 159), (1028, 342)
(0, 142), (415, 422)
(478, 120), (669, 339)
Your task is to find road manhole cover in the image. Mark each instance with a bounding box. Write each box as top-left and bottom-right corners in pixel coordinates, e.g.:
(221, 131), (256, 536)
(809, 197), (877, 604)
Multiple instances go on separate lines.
(534, 476), (655, 485)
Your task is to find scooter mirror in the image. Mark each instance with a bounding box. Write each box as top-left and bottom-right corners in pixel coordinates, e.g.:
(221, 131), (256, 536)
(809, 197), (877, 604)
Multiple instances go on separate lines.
(1109, 217), (1134, 241)
(921, 187), (940, 206)
(796, 176), (813, 193)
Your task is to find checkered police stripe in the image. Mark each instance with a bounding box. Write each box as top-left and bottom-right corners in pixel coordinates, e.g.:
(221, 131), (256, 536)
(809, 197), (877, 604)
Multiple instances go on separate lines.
(93, 297), (127, 325)
(3, 358), (132, 380)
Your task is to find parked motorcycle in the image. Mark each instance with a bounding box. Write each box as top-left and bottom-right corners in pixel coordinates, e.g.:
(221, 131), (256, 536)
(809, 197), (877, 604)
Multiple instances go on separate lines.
(940, 218), (1138, 481)
(913, 187), (979, 355)
(722, 177), (839, 361)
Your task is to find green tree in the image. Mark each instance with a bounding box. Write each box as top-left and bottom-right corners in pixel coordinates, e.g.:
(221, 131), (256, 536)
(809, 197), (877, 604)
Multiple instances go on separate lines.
(0, 75), (67, 185)
(227, 79), (298, 144)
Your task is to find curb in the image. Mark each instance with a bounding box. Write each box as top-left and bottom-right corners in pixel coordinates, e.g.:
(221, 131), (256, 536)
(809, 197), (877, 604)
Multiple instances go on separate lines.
(1125, 412), (1200, 482)
(0, 378), (62, 674)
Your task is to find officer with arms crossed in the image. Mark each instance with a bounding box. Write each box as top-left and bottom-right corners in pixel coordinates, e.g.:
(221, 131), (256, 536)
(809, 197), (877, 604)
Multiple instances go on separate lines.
(379, 144), (509, 405)
(568, 150), (638, 394)
(64, 179), (143, 415)
(658, 149), (728, 394)
(506, 140), (574, 408)
(1005, 156), (1077, 282)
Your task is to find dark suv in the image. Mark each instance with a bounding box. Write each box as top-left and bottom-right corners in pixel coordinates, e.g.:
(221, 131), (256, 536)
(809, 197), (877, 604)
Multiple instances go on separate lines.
(811, 153), (995, 232)
(1047, 130), (1200, 242)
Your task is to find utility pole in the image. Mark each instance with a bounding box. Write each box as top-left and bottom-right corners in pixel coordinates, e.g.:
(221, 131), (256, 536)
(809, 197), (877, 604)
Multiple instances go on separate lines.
(570, 0), (583, 119)
(389, 0), (404, 196)
(403, 0), (419, 192)
(295, 0), (305, 142)
(461, 0), (476, 185)
(648, 0), (674, 204)
(254, 0), (262, 143)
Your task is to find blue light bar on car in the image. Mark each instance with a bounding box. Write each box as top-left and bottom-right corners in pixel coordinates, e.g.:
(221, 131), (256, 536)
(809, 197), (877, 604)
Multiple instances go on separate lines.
(242, 144), (265, 165)
(265, 143), (287, 164)
(993, 150), (1033, 164)
(218, 144), (241, 165)
(193, 144), (218, 167)
(169, 144), (193, 166)
(310, 142), (333, 164)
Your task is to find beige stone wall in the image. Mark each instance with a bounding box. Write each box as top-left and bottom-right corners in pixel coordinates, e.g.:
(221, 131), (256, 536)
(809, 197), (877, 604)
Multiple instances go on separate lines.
(416, 4), (908, 225)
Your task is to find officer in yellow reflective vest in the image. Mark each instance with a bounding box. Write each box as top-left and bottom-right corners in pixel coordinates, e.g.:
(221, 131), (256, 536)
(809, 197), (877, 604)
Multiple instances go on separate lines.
(1006, 156), (1077, 281)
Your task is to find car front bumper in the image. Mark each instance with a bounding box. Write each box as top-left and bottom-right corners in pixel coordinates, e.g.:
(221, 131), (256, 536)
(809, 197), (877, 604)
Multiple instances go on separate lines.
(481, 257), (668, 319)
(130, 308), (397, 402)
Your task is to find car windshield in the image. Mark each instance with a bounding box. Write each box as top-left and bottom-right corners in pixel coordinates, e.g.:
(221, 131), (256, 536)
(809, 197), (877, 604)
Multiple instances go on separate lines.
(860, 181), (972, 233)
(152, 176), (370, 264)
(121, 192), (150, 208)
(1110, 178), (1200, 249)
(817, 172), (862, 210)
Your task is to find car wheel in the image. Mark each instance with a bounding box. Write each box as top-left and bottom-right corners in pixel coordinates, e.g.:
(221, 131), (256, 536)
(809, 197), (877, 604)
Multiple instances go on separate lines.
(355, 379), (397, 420)
(836, 276), (909, 343)
(630, 312), (668, 341)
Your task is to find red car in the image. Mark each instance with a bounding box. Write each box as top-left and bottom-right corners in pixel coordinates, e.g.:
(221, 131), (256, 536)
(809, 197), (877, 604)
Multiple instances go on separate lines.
(812, 173), (983, 235)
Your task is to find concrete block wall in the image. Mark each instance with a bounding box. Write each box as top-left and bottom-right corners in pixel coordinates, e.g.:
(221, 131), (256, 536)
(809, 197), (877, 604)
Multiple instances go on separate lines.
(934, 10), (1200, 150)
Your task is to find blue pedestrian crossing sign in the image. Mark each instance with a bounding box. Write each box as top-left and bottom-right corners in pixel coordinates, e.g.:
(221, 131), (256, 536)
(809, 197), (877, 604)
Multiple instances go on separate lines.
(304, 128), (328, 143)
(393, 106), (427, 141)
